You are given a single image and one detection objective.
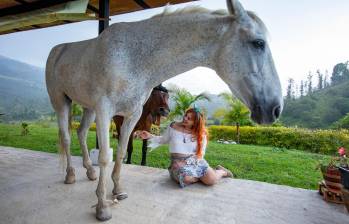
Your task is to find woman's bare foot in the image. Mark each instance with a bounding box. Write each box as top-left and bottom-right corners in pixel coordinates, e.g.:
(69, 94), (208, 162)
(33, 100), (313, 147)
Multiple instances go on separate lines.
(216, 165), (234, 178)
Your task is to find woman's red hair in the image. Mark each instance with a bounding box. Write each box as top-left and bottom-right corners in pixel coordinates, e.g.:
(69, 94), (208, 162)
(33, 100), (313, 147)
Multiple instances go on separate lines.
(185, 108), (208, 159)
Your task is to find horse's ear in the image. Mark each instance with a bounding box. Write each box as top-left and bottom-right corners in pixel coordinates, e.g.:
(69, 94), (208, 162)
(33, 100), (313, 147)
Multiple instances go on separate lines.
(226, 0), (247, 19)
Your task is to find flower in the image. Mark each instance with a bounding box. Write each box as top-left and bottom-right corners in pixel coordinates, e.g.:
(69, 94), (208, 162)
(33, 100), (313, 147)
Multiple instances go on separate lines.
(337, 146), (348, 167)
(319, 146), (348, 170)
(338, 147), (346, 156)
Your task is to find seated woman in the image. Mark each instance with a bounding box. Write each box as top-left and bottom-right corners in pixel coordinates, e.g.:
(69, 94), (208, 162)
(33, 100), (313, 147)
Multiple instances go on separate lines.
(138, 107), (233, 188)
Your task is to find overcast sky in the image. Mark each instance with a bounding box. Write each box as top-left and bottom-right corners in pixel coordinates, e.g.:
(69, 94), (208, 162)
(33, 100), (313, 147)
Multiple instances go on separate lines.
(0, 0), (348, 95)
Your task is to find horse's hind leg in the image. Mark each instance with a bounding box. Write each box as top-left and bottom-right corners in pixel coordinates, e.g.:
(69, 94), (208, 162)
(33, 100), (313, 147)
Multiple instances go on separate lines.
(77, 108), (97, 181)
(53, 94), (75, 184)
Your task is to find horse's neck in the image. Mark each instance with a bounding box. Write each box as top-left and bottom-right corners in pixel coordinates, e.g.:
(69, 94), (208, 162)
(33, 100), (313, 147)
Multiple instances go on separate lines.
(130, 14), (228, 87)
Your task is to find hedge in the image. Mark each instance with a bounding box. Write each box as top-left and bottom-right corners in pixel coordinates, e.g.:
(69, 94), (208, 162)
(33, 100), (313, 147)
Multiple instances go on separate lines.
(208, 125), (349, 155)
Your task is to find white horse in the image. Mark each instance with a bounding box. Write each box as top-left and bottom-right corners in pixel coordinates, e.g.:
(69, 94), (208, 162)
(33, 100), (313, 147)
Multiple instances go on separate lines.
(46, 0), (283, 221)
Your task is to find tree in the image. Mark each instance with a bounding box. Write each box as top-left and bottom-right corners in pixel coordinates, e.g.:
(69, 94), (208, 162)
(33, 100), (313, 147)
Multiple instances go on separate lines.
(332, 113), (349, 129)
(0, 113), (4, 123)
(219, 92), (251, 143)
(303, 81), (308, 96)
(317, 70), (323, 90)
(300, 80), (304, 97)
(286, 78), (295, 100)
(324, 70), (330, 88)
(169, 87), (210, 119)
(307, 72), (313, 94)
(212, 108), (227, 125)
(331, 62), (349, 85)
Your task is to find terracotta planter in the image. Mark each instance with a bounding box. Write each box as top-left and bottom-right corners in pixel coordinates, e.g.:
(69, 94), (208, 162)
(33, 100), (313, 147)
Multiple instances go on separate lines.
(320, 165), (343, 193)
(339, 167), (349, 190)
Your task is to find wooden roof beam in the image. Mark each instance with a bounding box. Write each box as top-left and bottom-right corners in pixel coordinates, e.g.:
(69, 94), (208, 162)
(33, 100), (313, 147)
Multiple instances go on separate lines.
(14, 0), (29, 5)
(87, 4), (99, 13)
(0, 0), (75, 17)
(134, 0), (151, 9)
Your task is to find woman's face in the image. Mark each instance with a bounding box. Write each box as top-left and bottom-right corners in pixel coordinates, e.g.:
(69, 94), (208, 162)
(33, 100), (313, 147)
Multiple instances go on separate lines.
(183, 112), (195, 128)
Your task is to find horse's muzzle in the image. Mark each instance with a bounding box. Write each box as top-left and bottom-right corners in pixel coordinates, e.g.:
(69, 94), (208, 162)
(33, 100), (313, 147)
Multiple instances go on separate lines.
(159, 107), (170, 117)
(251, 103), (282, 124)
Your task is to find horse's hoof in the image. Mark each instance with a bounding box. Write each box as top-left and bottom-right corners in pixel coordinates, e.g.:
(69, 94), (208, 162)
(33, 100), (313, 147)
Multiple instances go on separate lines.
(112, 192), (128, 200)
(86, 167), (97, 181)
(96, 206), (112, 221)
(64, 167), (75, 184)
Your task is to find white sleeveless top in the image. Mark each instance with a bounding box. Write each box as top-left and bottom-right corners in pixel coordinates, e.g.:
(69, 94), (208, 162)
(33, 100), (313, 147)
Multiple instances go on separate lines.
(148, 124), (207, 155)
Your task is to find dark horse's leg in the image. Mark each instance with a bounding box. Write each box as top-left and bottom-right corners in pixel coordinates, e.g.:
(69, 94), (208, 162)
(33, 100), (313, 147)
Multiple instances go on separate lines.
(141, 139), (148, 166)
(126, 135), (133, 164)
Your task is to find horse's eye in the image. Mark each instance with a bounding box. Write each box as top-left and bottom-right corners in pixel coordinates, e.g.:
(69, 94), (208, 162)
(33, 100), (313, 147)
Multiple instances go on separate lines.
(251, 39), (265, 50)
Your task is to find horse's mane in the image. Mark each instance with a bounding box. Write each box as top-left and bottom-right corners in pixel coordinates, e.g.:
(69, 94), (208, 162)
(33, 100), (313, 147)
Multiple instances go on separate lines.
(153, 5), (228, 17)
(153, 5), (268, 34)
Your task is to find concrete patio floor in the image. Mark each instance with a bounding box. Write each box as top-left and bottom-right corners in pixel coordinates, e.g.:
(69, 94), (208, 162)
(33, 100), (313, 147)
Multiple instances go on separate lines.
(0, 146), (347, 224)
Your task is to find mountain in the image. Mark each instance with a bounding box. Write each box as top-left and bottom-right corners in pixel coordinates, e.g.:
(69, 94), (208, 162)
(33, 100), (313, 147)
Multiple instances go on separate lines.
(0, 55), (52, 121)
(193, 93), (228, 118)
(280, 80), (349, 128)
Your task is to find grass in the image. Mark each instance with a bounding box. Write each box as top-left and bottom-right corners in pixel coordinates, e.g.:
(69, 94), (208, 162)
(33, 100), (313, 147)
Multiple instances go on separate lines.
(0, 122), (331, 190)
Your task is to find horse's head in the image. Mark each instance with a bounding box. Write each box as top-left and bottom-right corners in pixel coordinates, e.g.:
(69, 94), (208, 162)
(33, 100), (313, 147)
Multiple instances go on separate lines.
(144, 85), (170, 125)
(216, 0), (283, 124)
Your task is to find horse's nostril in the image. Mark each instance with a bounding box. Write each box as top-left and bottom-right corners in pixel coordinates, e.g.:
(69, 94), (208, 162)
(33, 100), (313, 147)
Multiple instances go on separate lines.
(273, 105), (281, 119)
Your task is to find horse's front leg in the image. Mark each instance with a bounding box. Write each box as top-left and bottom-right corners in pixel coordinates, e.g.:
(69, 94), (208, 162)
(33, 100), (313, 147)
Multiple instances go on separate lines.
(112, 108), (142, 200)
(125, 135), (134, 164)
(77, 108), (97, 181)
(94, 107), (112, 221)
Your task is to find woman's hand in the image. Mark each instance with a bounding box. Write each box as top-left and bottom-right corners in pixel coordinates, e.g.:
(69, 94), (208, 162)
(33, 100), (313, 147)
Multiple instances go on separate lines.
(135, 130), (152, 139)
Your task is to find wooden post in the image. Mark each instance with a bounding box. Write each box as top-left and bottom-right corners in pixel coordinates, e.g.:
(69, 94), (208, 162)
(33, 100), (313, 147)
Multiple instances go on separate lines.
(98, 0), (109, 34)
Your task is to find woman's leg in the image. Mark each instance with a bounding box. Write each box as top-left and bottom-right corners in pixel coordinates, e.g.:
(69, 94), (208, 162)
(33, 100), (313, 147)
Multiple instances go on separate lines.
(200, 167), (227, 186)
(183, 176), (199, 185)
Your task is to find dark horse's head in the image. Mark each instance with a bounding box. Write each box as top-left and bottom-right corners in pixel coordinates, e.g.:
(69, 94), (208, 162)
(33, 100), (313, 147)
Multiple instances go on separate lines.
(144, 84), (170, 125)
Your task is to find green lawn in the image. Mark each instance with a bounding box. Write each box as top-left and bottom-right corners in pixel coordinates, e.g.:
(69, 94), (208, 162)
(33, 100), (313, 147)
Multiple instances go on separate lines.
(0, 122), (330, 190)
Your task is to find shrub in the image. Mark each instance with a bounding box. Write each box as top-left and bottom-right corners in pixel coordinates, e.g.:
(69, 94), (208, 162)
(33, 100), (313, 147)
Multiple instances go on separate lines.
(208, 125), (349, 155)
(71, 121), (160, 136)
(21, 122), (29, 136)
(71, 122), (115, 132)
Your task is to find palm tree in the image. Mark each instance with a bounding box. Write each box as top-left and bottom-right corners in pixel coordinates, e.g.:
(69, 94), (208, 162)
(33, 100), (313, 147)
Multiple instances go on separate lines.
(169, 87), (211, 119)
(0, 113), (4, 123)
(219, 92), (251, 143)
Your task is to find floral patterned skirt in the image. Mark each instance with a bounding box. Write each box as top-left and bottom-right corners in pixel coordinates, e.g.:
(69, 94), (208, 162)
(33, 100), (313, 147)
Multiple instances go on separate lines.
(168, 154), (209, 188)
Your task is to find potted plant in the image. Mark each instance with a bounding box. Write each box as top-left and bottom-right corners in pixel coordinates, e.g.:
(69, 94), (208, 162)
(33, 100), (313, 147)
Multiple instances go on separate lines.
(319, 148), (345, 193)
(336, 147), (349, 212)
(337, 147), (349, 189)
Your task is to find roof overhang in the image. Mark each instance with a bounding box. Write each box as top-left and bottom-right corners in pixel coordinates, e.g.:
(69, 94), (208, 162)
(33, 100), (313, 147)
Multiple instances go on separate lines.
(0, 0), (197, 35)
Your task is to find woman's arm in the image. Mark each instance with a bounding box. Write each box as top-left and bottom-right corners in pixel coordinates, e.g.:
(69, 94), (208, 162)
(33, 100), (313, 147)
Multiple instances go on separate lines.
(138, 125), (171, 150)
(202, 135), (208, 156)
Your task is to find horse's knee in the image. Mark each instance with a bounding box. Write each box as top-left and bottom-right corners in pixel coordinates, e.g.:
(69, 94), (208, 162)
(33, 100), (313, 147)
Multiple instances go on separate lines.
(98, 156), (109, 167)
(61, 137), (70, 148)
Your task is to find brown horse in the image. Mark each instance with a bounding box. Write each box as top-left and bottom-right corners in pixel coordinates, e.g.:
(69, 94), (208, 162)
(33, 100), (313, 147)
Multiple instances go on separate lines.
(113, 85), (169, 166)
